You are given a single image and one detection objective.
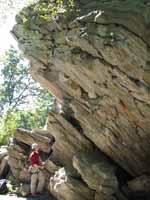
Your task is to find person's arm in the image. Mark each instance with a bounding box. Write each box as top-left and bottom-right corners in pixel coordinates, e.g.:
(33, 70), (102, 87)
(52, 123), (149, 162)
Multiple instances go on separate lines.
(37, 152), (44, 169)
(39, 157), (44, 166)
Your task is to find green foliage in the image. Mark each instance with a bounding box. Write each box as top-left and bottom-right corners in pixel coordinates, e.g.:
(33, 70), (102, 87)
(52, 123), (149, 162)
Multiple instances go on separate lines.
(35, 90), (53, 127)
(0, 47), (33, 112)
(0, 110), (20, 145)
(18, 0), (75, 30)
(34, 0), (75, 17)
(0, 46), (53, 145)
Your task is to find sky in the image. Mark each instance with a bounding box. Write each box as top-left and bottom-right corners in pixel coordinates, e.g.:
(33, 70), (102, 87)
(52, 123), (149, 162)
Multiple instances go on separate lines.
(0, 0), (33, 80)
(0, 13), (20, 85)
(0, 0), (37, 57)
(0, 17), (18, 56)
(0, 12), (18, 85)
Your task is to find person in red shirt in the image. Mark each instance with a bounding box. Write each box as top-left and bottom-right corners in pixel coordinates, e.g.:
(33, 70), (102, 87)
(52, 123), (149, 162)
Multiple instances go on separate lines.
(28, 143), (45, 196)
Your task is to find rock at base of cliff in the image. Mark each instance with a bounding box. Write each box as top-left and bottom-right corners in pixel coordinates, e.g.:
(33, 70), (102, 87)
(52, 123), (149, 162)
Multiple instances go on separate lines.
(49, 167), (94, 200)
(73, 152), (118, 194)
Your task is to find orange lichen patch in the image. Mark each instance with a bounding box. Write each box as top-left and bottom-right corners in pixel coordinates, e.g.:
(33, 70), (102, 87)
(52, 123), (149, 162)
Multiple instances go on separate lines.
(119, 99), (145, 129)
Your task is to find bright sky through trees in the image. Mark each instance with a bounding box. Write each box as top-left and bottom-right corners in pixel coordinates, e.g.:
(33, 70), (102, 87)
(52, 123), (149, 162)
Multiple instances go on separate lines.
(0, 18), (17, 55)
(0, 0), (37, 56)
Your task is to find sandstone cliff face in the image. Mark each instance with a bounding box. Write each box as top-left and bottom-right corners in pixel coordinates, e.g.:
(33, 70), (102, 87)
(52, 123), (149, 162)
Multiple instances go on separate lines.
(11, 0), (150, 199)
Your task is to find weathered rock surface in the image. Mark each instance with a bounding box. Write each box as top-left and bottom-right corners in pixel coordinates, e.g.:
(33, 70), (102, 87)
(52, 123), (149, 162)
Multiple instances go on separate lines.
(95, 191), (128, 200)
(127, 175), (150, 193)
(73, 152), (128, 200)
(15, 128), (54, 153)
(0, 156), (9, 177)
(0, 146), (9, 179)
(8, 142), (30, 182)
(47, 112), (94, 171)
(20, 183), (30, 197)
(12, 0), (150, 177)
(73, 152), (118, 194)
(49, 167), (94, 200)
(44, 160), (59, 175)
(11, 0), (150, 199)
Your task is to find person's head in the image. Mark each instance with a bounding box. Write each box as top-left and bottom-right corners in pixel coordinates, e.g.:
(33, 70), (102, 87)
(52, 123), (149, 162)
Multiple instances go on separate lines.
(31, 143), (39, 151)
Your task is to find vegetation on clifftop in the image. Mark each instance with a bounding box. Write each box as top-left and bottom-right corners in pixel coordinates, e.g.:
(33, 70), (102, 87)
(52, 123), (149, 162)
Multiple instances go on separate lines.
(16, 0), (75, 30)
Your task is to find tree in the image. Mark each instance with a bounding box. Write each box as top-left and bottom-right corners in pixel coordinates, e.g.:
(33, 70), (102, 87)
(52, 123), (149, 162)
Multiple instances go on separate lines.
(0, 46), (51, 113)
(0, 46), (54, 144)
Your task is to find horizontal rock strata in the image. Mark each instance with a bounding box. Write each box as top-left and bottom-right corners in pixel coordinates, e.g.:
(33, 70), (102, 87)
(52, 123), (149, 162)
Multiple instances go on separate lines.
(15, 128), (54, 153)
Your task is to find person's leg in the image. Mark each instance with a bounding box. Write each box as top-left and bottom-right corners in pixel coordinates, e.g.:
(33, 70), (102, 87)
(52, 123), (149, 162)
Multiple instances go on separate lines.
(37, 171), (45, 193)
(31, 173), (38, 195)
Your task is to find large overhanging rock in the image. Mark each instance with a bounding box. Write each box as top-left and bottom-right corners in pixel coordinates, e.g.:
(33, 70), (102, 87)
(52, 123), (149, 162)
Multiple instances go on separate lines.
(47, 112), (94, 171)
(12, 0), (150, 178)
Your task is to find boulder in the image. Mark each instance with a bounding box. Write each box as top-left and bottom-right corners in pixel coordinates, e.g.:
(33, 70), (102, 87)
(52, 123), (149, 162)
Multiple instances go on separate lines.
(49, 167), (94, 200)
(0, 147), (9, 178)
(47, 112), (94, 171)
(14, 128), (54, 153)
(19, 168), (31, 183)
(20, 183), (30, 197)
(0, 156), (9, 178)
(95, 191), (128, 200)
(73, 152), (118, 195)
(44, 160), (60, 175)
(7, 142), (28, 181)
(127, 175), (150, 193)
(95, 193), (116, 200)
